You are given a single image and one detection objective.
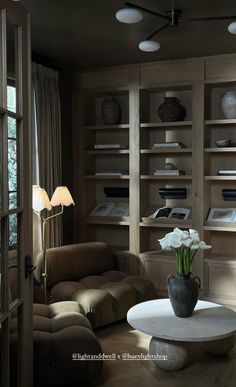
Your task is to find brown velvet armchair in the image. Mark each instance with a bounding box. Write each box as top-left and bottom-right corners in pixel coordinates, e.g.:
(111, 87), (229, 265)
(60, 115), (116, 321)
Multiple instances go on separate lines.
(34, 242), (157, 328)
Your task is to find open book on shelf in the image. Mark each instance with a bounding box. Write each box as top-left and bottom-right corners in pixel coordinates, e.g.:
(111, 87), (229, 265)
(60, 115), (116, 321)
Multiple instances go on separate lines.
(147, 206), (190, 220)
(90, 202), (129, 217)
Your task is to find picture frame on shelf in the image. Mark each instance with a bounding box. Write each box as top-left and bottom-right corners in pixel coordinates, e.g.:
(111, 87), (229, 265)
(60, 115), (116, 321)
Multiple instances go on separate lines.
(207, 208), (236, 222)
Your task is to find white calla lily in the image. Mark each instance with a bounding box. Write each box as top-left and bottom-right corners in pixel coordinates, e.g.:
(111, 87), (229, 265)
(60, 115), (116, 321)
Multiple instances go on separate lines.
(182, 237), (193, 247)
(189, 229), (200, 243)
(199, 241), (212, 250)
(158, 228), (211, 275)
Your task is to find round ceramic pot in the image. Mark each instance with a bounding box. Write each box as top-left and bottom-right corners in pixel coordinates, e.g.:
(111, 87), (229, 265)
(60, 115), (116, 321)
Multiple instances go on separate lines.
(167, 273), (201, 318)
(101, 97), (121, 125)
(157, 97), (186, 122)
(221, 91), (236, 119)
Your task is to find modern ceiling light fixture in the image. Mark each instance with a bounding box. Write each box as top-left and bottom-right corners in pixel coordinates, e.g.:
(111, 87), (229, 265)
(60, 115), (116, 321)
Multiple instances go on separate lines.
(139, 40), (160, 53)
(116, 2), (236, 53)
(115, 7), (143, 24)
(228, 21), (236, 35)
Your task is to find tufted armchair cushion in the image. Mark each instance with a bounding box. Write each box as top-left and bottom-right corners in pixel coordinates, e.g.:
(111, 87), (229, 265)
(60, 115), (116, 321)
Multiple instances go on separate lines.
(10, 301), (102, 387)
(34, 242), (157, 328)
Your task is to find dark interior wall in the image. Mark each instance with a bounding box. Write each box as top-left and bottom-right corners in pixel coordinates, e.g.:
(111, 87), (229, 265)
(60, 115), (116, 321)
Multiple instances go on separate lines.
(59, 68), (74, 245)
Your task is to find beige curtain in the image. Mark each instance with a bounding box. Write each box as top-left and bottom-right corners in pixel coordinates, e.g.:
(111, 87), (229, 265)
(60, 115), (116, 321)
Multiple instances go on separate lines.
(32, 62), (62, 253)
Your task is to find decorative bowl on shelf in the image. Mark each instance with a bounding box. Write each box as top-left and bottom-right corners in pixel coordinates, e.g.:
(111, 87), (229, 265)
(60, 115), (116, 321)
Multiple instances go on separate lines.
(215, 139), (232, 147)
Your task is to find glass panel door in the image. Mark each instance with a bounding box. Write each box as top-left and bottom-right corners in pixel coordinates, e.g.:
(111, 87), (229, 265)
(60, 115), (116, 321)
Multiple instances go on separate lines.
(0, 1), (32, 386)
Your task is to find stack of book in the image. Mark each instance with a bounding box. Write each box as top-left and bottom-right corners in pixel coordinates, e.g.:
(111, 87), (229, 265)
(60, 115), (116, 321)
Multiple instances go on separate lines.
(218, 170), (236, 176)
(95, 170), (128, 176)
(94, 144), (127, 149)
(154, 169), (185, 176)
(152, 142), (186, 149)
(222, 189), (236, 201)
(159, 188), (187, 199)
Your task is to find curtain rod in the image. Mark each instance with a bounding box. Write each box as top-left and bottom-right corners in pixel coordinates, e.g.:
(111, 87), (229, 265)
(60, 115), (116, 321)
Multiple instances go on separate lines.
(32, 52), (62, 72)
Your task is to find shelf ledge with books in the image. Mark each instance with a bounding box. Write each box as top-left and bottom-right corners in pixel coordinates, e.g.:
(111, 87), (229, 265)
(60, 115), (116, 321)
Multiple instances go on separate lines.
(140, 220), (192, 228)
(141, 206), (191, 227)
(85, 149), (130, 155)
(85, 175), (130, 179)
(141, 148), (192, 154)
(140, 121), (192, 128)
(83, 124), (129, 130)
(141, 175), (192, 180)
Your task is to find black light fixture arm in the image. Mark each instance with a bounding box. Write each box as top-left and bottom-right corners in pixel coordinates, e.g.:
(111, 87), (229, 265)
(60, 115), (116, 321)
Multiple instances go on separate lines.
(125, 1), (169, 21)
(189, 15), (236, 22)
(146, 22), (169, 40)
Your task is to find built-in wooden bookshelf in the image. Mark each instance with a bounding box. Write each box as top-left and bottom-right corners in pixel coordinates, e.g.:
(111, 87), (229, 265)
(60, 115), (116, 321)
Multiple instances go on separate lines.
(73, 54), (236, 304)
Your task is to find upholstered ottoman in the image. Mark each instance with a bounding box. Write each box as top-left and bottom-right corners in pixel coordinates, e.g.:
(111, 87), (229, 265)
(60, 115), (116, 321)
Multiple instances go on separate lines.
(10, 301), (102, 387)
(71, 272), (156, 328)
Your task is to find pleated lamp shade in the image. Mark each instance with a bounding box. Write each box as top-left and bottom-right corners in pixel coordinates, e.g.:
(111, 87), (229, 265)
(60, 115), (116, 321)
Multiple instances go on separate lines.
(51, 186), (75, 207)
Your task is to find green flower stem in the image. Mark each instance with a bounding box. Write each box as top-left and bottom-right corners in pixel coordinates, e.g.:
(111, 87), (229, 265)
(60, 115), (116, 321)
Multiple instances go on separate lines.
(171, 246), (197, 275)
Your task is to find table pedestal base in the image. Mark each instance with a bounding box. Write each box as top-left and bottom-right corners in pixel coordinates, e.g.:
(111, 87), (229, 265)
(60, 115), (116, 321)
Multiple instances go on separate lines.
(203, 335), (236, 355)
(149, 337), (189, 371)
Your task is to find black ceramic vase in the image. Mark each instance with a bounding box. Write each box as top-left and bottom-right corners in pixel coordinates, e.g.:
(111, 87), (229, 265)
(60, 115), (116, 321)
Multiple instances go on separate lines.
(157, 97), (186, 122)
(167, 273), (201, 318)
(101, 97), (121, 125)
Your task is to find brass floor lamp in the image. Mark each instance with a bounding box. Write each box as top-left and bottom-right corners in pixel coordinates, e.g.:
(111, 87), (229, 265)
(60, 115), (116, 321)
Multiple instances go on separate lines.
(33, 185), (75, 303)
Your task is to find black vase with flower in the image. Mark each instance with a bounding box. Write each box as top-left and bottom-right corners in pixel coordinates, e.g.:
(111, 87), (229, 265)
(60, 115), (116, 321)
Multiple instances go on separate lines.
(167, 273), (201, 318)
(158, 227), (212, 318)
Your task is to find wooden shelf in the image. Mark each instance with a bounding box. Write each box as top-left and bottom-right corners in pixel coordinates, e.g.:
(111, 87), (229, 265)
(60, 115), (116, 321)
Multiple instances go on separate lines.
(140, 175), (192, 180)
(140, 148), (192, 154)
(204, 176), (236, 181)
(140, 220), (192, 228)
(84, 175), (130, 179)
(204, 224), (236, 232)
(140, 121), (192, 128)
(85, 216), (129, 226)
(204, 78), (236, 85)
(84, 124), (129, 130)
(85, 149), (129, 155)
(204, 119), (236, 125)
(75, 54), (236, 306)
(205, 147), (236, 153)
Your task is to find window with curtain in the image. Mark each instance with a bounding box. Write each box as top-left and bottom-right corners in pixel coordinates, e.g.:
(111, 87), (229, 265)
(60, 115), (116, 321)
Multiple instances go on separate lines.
(32, 62), (62, 258)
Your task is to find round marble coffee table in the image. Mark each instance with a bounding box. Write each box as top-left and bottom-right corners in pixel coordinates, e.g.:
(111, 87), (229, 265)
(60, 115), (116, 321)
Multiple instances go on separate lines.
(127, 298), (236, 371)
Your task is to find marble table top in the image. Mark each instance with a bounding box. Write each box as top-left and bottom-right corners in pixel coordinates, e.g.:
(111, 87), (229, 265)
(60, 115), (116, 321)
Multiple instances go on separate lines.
(127, 299), (236, 342)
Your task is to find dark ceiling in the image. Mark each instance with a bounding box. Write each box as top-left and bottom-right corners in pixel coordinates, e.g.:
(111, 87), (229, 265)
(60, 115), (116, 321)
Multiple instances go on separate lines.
(20, 0), (236, 70)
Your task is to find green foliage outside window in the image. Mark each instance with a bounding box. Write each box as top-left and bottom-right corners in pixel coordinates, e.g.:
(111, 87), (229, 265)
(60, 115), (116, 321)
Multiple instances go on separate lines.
(7, 86), (17, 249)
